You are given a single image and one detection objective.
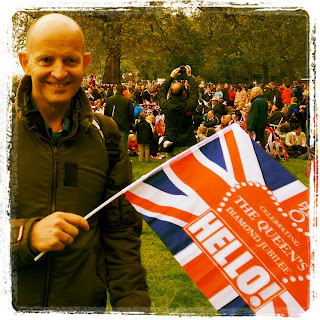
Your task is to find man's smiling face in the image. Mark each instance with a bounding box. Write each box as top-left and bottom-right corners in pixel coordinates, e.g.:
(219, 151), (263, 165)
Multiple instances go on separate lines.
(19, 15), (90, 110)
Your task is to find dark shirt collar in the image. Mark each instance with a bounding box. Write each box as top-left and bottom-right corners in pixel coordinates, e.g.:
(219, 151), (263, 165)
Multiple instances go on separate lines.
(30, 96), (72, 145)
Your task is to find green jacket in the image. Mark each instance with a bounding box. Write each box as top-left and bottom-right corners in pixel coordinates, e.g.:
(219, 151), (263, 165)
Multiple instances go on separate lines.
(157, 76), (198, 146)
(246, 94), (268, 134)
(10, 76), (150, 312)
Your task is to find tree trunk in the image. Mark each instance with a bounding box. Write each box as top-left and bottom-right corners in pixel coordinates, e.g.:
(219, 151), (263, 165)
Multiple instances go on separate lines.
(247, 64), (253, 84)
(262, 63), (270, 85)
(102, 15), (122, 84)
(286, 59), (294, 85)
(103, 49), (121, 84)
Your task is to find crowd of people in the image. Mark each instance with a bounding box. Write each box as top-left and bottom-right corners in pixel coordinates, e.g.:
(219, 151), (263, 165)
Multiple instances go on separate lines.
(81, 73), (311, 161)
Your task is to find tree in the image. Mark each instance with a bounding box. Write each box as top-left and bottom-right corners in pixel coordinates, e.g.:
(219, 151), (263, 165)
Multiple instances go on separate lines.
(12, 7), (309, 85)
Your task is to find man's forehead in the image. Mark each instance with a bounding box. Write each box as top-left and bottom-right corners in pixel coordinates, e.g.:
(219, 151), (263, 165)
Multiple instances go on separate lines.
(27, 14), (84, 51)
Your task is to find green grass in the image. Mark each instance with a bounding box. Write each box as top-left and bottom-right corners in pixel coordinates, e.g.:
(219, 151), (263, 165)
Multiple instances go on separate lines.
(108, 148), (311, 315)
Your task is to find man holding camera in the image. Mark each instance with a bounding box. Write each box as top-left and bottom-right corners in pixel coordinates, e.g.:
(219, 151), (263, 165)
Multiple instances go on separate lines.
(158, 65), (198, 148)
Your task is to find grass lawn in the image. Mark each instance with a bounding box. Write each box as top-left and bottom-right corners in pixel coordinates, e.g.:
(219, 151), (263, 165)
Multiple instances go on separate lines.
(108, 147), (312, 316)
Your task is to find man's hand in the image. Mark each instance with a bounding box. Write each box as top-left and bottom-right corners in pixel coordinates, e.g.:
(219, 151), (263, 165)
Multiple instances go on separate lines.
(170, 65), (192, 78)
(170, 67), (181, 79)
(185, 65), (192, 77)
(30, 211), (90, 252)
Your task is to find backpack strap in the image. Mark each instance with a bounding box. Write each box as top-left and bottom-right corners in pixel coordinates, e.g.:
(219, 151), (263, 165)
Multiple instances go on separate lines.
(92, 113), (121, 173)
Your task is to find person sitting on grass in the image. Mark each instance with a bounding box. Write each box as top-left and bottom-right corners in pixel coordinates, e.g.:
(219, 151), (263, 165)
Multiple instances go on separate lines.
(220, 114), (233, 128)
(127, 133), (139, 156)
(285, 123), (308, 159)
(196, 125), (209, 142)
(203, 109), (219, 136)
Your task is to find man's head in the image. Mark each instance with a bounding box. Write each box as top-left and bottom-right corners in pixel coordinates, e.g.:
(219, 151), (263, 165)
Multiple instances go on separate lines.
(268, 82), (276, 90)
(139, 112), (147, 121)
(250, 86), (263, 99)
(115, 84), (125, 93)
(291, 123), (302, 134)
(19, 13), (90, 110)
(170, 82), (185, 97)
(207, 110), (214, 119)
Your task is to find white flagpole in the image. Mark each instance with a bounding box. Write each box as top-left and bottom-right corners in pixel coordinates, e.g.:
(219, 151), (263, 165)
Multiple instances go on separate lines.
(34, 124), (241, 262)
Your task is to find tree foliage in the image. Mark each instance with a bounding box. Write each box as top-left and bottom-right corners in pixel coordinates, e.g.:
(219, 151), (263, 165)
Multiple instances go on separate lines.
(12, 6), (309, 84)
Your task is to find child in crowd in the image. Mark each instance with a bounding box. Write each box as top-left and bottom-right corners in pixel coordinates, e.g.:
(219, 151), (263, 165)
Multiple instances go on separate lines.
(234, 101), (245, 118)
(196, 125), (209, 142)
(147, 115), (159, 156)
(127, 133), (139, 156)
(285, 123), (308, 159)
(136, 112), (153, 162)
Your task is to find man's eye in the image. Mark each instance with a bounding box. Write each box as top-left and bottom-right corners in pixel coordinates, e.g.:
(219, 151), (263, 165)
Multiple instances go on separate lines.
(66, 58), (79, 64)
(41, 57), (50, 63)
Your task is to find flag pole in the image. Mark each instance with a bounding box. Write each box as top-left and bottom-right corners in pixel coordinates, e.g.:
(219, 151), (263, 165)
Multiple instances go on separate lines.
(34, 161), (167, 262)
(34, 124), (240, 261)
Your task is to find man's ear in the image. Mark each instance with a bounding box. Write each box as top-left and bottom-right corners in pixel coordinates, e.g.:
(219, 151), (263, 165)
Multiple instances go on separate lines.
(83, 53), (91, 71)
(19, 52), (30, 75)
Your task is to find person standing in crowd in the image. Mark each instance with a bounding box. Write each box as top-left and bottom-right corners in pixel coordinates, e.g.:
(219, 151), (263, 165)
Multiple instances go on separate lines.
(105, 85), (114, 99)
(105, 84), (134, 146)
(228, 85), (236, 107)
(281, 83), (292, 106)
(291, 80), (303, 104)
(214, 85), (223, 100)
(141, 86), (151, 102)
(11, 13), (150, 312)
(136, 112), (153, 162)
(234, 85), (242, 106)
(287, 97), (307, 133)
(268, 82), (283, 110)
(246, 86), (268, 148)
(239, 85), (247, 103)
(157, 65), (198, 147)
(221, 83), (229, 102)
(133, 85), (143, 105)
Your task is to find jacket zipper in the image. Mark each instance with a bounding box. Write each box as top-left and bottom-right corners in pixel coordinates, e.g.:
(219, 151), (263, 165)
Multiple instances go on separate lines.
(43, 146), (59, 307)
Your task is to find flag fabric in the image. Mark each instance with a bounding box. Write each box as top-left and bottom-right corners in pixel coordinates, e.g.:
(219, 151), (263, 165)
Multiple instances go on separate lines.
(125, 123), (310, 316)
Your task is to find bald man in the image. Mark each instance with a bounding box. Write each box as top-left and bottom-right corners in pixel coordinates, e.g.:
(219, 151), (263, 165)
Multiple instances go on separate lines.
(246, 86), (268, 148)
(157, 65), (198, 148)
(10, 13), (150, 311)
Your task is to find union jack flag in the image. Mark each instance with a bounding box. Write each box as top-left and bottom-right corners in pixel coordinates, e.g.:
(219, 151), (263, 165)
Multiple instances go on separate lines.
(125, 123), (310, 316)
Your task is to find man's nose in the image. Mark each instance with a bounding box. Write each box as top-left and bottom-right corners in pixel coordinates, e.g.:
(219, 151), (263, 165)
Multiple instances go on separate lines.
(51, 60), (68, 79)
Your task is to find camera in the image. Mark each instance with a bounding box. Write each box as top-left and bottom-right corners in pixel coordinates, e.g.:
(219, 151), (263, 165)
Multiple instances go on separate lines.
(179, 66), (186, 73)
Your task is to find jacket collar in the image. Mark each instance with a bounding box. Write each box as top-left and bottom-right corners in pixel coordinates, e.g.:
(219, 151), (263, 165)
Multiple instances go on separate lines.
(16, 75), (94, 133)
(251, 94), (264, 102)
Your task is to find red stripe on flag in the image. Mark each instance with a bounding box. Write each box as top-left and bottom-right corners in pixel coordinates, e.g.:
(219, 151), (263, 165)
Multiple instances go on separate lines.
(182, 251), (235, 304)
(224, 130), (246, 183)
(272, 296), (289, 317)
(182, 251), (218, 283)
(125, 191), (196, 224)
(170, 153), (230, 207)
(196, 266), (236, 300)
